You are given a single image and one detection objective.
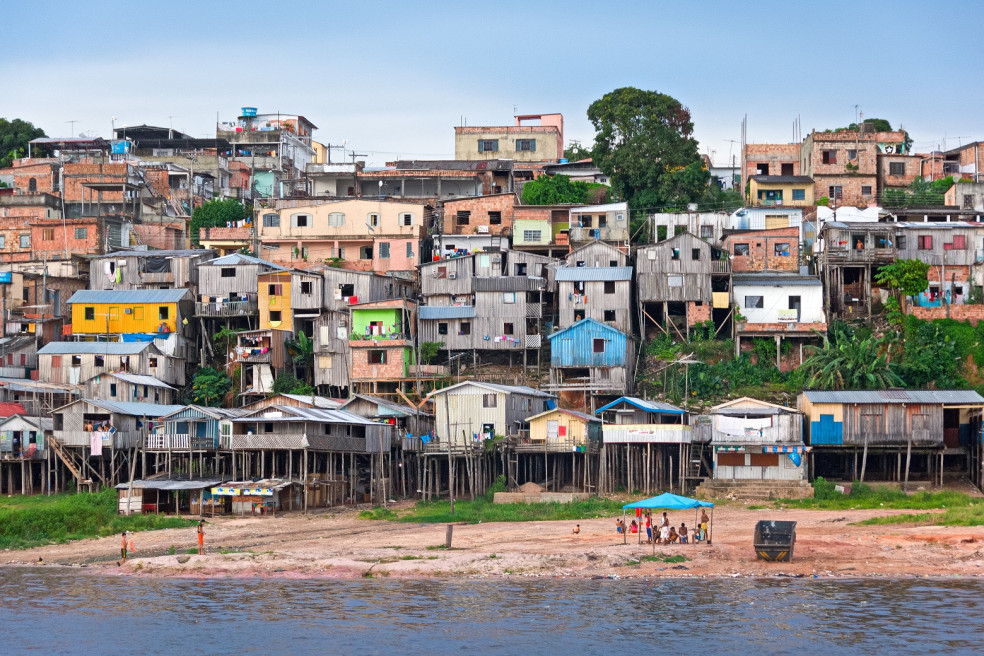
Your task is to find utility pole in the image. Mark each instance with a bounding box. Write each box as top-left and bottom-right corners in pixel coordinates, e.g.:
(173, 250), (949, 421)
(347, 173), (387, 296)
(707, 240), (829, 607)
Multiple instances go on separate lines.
(351, 152), (366, 196)
(325, 143), (345, 165)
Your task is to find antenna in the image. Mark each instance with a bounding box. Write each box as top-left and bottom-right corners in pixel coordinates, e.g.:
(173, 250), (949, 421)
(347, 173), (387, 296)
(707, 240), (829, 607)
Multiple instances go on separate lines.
(66, 120), (78, 137)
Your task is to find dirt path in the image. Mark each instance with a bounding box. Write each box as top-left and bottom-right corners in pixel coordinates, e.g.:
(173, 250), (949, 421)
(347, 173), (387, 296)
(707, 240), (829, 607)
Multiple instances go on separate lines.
(4, 502), (984, 580)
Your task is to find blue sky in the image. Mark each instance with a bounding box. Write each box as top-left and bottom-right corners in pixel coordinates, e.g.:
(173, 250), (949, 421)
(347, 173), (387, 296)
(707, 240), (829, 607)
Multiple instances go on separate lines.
(3, 0), (982, 165)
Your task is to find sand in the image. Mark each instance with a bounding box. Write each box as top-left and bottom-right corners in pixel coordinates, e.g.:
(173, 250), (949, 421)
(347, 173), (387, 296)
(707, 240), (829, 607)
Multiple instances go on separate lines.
(3, 502), (984, 580)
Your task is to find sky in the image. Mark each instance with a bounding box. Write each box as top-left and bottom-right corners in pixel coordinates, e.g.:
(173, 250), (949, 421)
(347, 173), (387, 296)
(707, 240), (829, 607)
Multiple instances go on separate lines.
(3, 0), (983, 166)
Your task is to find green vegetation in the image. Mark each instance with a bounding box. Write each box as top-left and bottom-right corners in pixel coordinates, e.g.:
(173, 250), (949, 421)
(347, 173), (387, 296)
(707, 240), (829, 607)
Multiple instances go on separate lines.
(641, 553), (689, 564)
(856, 505), (984, 527)
(357, 497), (625, 525)
(191, 367), (233, 406)
(0, 490), (195, 550)
(270, 372), (313, 396)
(882, 176), (955, 208)
(521, 174), (609, 205)
(285, 331), (315, 385)
(587, 87), (708, 210)
(420, 341), (443, 365)
(801, 325), (903, 390)
(875, 259), (930, 320)
(563, 140), (592, 162)
(779, 477), (977, 511)
(190, 198), (252, 245)
(0, 118), (46, 168)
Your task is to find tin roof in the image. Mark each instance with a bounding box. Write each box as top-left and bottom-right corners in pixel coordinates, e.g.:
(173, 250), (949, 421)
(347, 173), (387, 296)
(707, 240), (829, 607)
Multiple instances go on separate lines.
(525, 407), (599, 423)
(39, 341), (155, 355)
(732, 274), (822, 287)
(549, 317), (627, 340)
(68, 289), (192, 304)
(234, 405), (381, 425)
(555, 266), (633, 282)
(595, 397), (686, 415)
(430, 380), (556, 399)
(205, 253), (286, 270)
(802, 390), (984, 405)
(419, 306), (476, 320)
(81, 399), (185, 416)
(115, 477), (226, 491)
(279, 394), (343, 409)
(104, 373), (175, 390)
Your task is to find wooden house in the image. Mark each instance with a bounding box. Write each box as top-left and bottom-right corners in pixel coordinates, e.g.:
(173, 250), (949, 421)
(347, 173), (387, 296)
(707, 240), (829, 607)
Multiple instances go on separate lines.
(695, 397), (810, 499)
(799, 390), (984, 487)
(0, 336), (39, 378)
(148, 405), (250, 452)
(547, 318), (634, 396)
(244, 393), (343, 411)
(522, 407), (601, 452)
(340, 394), (434, 440)
(647, 211), (733, 243)
(636, 232), (730, 340)
(568, 202), (630, 247)
(257, 268), (324, 335)
(232, 329), (288, 399)
(38, 340), (184, 386)
(595, 397), (692, 494)
(816, 221), (899, 319)
(68, 288), (193, 336)
(504, 406), (602, 494)
(0, 413), (52, 494)
(196, 253), (285, 320)
(89, 249), (215, 292)
(428, 381), (555, 448)
(556, 241), (633, 333)
(82, 372), (176, 405)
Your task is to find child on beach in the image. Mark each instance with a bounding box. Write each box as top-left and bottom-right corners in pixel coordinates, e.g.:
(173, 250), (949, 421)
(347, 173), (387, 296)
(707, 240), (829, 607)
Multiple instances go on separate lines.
(120, 532), (127, 564)
(679, 523), (689, 544)
(616, 519), (623, 534)
(573, 524), (580, 534)
(197, 520), (206, 555)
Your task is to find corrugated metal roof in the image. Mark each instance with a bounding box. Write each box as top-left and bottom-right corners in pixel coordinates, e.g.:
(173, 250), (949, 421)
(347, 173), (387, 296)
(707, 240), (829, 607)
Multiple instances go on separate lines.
(82, 399), (185, 416)
(101, 249), (213, 258)
(549, 317), (626, 339)
(279, 394), (342, 408)
(39, 341), (154, 355)
(205, 253), (286, 270)
(571, 202), (628, 213)
(732, 274), (822, 287)
(68, 289), (191, 304)
(803, 390), (984, 404)
(235, 405), (381, 425)
(0, 377), (79, 394)
(595, 396), (685, 415)
(0, 415), (54, 431)
(341, 394), (422, 418)
(433, 380), (556, 399)
(420, 306), (476, 320)
(105, 373), (175, 390)
(115, 477), (226, 491)
(159, 405), (251, 421)
(556, 266), (633, 282)
(526, 407), (599, 423)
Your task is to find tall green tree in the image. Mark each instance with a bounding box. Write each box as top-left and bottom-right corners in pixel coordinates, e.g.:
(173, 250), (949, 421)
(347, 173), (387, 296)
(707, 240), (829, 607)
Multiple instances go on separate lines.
(801, 326), (904, 390)
(190, 198), (251, 245)
(191, 367), (233, 406)
(521, 174), (608, 205)
(587, 87), (708, 209)
(875, 259), (930, 317)
(563, 140), (592, 162)
(0, 118), (47, 168)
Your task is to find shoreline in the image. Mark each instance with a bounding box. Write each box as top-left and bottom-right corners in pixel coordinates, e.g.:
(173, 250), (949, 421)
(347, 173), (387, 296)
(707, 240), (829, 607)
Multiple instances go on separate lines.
(4, 503), (984, 581)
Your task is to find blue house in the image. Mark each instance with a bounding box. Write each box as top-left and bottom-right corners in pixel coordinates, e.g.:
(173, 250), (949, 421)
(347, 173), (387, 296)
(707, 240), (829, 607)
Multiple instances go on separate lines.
(150, 405), (251, 452)
(547, 318), (634, 395)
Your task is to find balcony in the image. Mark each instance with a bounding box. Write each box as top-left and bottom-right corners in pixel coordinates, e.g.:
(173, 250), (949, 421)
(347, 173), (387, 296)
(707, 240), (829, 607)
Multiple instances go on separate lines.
(601, 423), (693, 444)
(145, 434), (217, 450)
(200, 226), (251, 242)
(524, 334), (542, 348)
(711, 260), (731, 274)
(196, 299), (258, 317)
(526, 303), (542, 318)
(54, 430), (140, 449)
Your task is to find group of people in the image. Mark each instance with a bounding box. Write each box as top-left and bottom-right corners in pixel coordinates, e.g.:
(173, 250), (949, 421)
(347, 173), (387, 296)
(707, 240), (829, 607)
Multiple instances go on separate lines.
(117, 521), (207, 566)
(617, 509), (711, 545)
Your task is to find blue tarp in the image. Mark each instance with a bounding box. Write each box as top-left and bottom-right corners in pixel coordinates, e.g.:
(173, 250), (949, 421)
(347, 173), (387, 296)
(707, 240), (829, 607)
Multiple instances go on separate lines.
(623, 492), (714, 510)
(121, 334), (159, 342)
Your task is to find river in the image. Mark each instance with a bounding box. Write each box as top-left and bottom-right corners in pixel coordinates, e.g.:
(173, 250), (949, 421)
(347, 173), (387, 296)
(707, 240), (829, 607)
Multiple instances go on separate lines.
(1, 569), (981, 655)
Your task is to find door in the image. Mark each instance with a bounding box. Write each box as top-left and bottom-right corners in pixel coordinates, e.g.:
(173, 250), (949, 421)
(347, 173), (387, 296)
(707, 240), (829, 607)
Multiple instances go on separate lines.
(788, 296), (801, 321)
(107, 306), (120, 332)
(546, 420), (559, 441)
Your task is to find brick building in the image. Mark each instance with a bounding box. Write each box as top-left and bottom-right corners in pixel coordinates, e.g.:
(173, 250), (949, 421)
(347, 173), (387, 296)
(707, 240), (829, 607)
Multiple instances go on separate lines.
(723, 227), (800, 273)
(742, 143), (800, 190)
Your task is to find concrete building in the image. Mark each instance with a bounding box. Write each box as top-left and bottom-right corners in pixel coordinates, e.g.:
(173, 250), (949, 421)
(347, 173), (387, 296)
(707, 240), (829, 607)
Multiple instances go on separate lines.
(455, 113), (564, 163)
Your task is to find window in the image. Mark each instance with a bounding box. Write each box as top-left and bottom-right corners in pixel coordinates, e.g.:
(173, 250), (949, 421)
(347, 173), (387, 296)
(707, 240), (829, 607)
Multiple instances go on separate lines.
(745, 296), (764, 309)
(149, 357), (158, 368)
(379, 242), (390, 258)
(460, 322), (471, 335)
(438, 322), (448, 335)
(53, 415), (63, 431)
(604, 309), (616, 322)
(28, 178), (37, 192)
(692, 248), (701, 260)
(263, 423), (274, 433)
(897, 234), (907, 249)
(574, 309), (585, 321)
(918, 235), (933, 250)
(291, 214), (310, 227)
(0, 236), (5, 249)
(488, 211), (502, 225)
(109, 383), (117, 397)
(71, 355), (81, 366)
(598, 215), (608, 228)
(94, 355), (105, 367)
(478, 139), (498, 153)
(515, 263), (527, 276)
(158, 306), (169, 320)
(19, 234), (29, 248)
(581, 216), (593, 228)
(668, 275), (683, 287)
(523, 230), (542, 242)
(483, 394), (497, 408)
(503, 292), (516, 304)
(829, 186), (843, 199)
(300, 281), (312, 294)
(733, 243), (749, 256)
(268, 283), (283, 296)
(368, 350), (386, 364)
(437, 266), (447, 279)
(792, 189), (806, 201)
(84, 307), (95, 321)
(781, 163), (794, 175)
(822, 150), (837, 164)
(515, 139), (536, 152)
(671, 248), (680, 260)
(604, 281), (616, 294)
(220, 267), (235, 278)
(964, 195), (975, 209)
(263, 213), (280, 227)
(774, 243), (791, 256)
(889, 162), (906, 175)
(269, 310), (282, 322)
(74, 227), (88, 240)
(399, 213), (413, 226)
(861, 185), (873, 196)
(503, 322), (514, 335)
(609, 260), (618, 267)
(951, 235), (967, 250)
(593, 338), (605, 353)
(456, 211), (470, 226)
(700, 225), (714, 238)
(406, 242), (414, 258)
(327, 212), (345, 226)
(360, 246), (373, 260)
(367, 213), (380, 228)
(847, 150), (858, 160)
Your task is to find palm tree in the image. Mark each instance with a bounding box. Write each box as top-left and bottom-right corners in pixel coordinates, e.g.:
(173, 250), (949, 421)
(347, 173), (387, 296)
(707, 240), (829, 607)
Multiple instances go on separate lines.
(285, 331), (315, 385)
(802, 327), (903, 390)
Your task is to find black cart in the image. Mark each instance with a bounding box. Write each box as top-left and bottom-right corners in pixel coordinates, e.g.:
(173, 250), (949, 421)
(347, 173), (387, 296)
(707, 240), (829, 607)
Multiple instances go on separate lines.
(754, 520), (797, 562)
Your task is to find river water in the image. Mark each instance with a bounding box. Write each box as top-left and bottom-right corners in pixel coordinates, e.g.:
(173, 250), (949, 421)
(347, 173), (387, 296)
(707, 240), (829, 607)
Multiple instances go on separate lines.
(1, 569), (981, 655)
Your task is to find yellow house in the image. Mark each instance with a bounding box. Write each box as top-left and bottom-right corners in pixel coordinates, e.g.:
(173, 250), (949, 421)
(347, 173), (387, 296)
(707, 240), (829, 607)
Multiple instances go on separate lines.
(258, 270), (293, 332)
(748, 175), (815, 208)
(68, 289), (192, 335)
(524, 407), (601, 451)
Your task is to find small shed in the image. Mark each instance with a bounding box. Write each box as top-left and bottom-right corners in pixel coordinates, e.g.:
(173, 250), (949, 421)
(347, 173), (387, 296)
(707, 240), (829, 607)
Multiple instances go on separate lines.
(210, 478), (300, 515)
(523, 407), (601, 452)
(115, 477), (226, 515)
(708, 397), (807, 483)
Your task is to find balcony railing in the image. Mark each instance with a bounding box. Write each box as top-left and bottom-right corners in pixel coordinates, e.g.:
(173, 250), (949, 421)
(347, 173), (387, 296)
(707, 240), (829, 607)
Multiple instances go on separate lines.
(145, 434), (217, 450)
(196, 300), (258, 317)
(601, 423), (693, 444)
(54, 430), (140, 449)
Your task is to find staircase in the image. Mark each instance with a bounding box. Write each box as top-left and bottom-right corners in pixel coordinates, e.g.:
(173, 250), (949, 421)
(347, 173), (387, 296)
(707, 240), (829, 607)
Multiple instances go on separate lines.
(47, 436), (103, 490)
(694, 478), (814, 501)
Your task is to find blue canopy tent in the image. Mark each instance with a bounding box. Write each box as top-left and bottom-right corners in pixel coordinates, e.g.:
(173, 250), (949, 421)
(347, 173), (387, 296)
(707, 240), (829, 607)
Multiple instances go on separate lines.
(621, 493), (714, 547)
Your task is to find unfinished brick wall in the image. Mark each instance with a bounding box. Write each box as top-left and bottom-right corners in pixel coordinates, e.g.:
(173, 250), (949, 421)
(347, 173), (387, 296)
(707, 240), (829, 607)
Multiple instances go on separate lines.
(442, 194), (518, 235)
(30, 219), (102, 258)
(62, 163), (129, 202)
(350, 344), (408, 379)
(878, 154), (922, 190)
(726, 227), (800, 272)
(910, 305), (984, 324)
(743, 144), (800, 182)
(688, 301), (711, 325)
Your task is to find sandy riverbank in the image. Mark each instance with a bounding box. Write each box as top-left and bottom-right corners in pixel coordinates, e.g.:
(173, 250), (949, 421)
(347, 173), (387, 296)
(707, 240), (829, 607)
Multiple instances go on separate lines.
(3, 502), (984, 580)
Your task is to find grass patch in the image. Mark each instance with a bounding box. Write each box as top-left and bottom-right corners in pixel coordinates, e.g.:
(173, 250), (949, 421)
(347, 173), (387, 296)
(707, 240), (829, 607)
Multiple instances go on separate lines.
(0, 490), (196, 550)
(357, 507), (399, 521)
(641, 553), (689, 564)
(398, 555), (423, 561)
(746, 505), (767, 510)
(184, 548), (199, 555)
(426, 544), (449, 551)
(778, 477), (977, 511)
(857, 504), (984, 527)
(393, 497), (625, 525)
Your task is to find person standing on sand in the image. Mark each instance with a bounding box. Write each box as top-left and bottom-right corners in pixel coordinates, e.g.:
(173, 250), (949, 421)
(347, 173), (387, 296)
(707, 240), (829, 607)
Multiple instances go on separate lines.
(127, 533), (137, 559)
(700, 509), (710, 544)
(120, 532), (128, 564)
(645, 512), (653, 544)
(197, 520), (206, 555)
